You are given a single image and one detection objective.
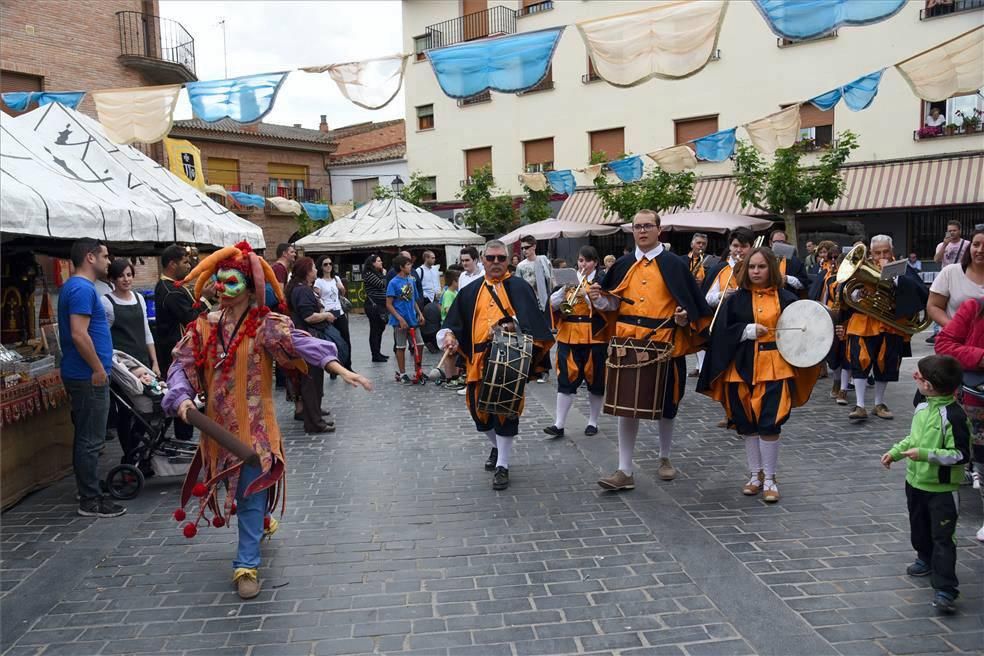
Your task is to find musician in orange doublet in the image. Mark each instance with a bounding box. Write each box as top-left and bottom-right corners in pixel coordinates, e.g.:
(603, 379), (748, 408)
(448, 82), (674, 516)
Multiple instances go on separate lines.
(438, 240), (554, 491)
(808, 241), (850, 404)
(543, 246), (607, 439)
(698, 248), (820, 503)
(589, 211), (711, 490)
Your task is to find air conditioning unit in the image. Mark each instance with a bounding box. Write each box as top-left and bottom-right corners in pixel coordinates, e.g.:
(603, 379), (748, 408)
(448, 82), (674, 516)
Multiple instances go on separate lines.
(452, 209), (470, 228)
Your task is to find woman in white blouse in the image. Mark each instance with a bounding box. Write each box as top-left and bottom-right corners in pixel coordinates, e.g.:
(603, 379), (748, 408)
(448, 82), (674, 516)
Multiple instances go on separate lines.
(314, 255), (350, 376)
(927, 227), (984, 329)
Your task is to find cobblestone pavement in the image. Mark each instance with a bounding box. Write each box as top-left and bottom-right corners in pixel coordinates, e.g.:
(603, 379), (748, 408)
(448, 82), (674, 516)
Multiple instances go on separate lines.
(2, 316), (981, 656)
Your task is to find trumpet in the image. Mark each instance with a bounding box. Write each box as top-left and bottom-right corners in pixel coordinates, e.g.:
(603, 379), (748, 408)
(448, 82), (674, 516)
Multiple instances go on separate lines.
(560, 276), (588, 315)
(709, 235), (765, 332)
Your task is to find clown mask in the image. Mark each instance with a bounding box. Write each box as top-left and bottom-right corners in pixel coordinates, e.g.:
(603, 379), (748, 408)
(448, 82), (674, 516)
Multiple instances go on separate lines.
(214, 268), (250, 301)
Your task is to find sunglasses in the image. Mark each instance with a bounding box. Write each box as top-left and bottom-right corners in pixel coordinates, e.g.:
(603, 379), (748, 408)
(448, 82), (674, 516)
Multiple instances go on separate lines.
(322, 262), (332, 267)
(522, 244), (535, 250)
(484, 254), (508, 263)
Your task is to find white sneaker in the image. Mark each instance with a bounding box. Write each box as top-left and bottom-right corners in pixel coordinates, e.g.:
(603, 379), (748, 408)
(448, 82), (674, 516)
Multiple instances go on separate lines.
(457, 387), (467, 396)
(976, 524), (984, 543)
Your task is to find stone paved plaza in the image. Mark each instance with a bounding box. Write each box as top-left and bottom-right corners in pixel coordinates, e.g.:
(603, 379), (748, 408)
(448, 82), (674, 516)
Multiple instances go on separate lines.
(2, 316), (981, 656)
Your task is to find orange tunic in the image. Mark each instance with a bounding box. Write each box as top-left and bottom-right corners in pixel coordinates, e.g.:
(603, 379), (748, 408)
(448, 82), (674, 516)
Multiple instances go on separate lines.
(465, 281), (518, 383)
(723, 289), (794, 384)
(555, 282), (604, 346)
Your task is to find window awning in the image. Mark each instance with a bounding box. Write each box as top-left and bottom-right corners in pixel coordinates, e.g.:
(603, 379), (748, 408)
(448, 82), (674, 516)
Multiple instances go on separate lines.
(556, 153), (984, 224)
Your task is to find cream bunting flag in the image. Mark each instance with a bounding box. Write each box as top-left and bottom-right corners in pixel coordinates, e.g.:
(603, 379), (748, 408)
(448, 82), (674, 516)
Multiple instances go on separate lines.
(267, 197), (303, 216)
(203, 184), (228, 197)
(576, 0), (727, 87)
(646, 145), (698, 173)
(744, 105), (802, 155)
(91, 84), (182, 144)
(895, 26), (984, 102)
(302, 54), (409, 110)
(519, 173), (548, 192)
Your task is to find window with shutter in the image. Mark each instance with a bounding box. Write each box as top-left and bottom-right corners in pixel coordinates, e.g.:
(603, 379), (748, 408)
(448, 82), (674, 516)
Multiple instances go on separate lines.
(589, 128), (624, 161)
(207, 158), (240, 188)
(464, 147), (492, 178)
(782, 104), (835, 149)
(523, 138), (554, 172)
(417, 104), (434, 130)
(0, 70), (43, 117)
(674, 115), (719, 145)
(352, 177), (379, 205)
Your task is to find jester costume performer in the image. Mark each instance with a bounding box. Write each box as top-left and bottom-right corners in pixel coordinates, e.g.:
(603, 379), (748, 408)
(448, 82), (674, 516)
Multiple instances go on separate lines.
(438, 241), (553, 491)
(592, 211), (711, 489)
(162, 241), (370, 599)
(698, 248), (821, 503)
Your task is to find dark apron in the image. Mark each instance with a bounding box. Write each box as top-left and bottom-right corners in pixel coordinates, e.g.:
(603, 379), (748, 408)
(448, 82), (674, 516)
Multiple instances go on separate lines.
(106, 294), (151, 367)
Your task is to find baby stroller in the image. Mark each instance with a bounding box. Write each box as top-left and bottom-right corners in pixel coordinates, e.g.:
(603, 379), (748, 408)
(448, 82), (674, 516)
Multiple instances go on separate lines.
(105, 350), (197, 500)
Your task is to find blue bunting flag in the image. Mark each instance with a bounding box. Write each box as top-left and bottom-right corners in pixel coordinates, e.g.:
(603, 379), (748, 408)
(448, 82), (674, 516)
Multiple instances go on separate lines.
(809, 69), (884, 112)
(545, 170), (576, 196)
(607, 156), (644, 182)
(302, 203), (331, 221)
(692, 128), (738, 162)
(186, 72), (289, 123)
(228, 191), (266, 208)
(753, 0), (905, 41)
(2, 91), (86, 111)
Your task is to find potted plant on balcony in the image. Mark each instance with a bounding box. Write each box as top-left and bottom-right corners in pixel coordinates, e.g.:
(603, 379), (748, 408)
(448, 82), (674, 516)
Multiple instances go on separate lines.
(956, 108), (982, 134)
(916, 126), (939, 139)
(944, 122), (958, 136)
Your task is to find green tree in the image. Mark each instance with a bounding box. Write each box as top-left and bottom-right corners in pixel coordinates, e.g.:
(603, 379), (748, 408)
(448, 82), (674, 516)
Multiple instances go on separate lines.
(295, 208), (320, 238)
(732, 131), (859, 246)
(594, 167), (698, 222)
(372, 171), (436, 207)
(457, 165), (518, 235)
(521, 184), (552, 224)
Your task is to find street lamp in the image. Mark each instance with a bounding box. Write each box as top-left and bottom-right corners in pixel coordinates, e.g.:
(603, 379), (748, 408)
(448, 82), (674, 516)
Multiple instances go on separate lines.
(391, 175), (405, 197)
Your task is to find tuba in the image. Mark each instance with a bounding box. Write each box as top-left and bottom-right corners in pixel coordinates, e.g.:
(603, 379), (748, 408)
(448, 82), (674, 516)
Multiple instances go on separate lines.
(835, 244), (930, 335)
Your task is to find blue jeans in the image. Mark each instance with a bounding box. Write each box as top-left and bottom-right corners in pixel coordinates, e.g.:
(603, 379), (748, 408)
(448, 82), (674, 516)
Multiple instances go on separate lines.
(64, 379), (111, 500)
(233, 464), (269, 570)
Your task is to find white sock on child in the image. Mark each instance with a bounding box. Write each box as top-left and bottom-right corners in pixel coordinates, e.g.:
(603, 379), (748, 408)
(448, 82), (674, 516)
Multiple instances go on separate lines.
(554, 393), (574, 429)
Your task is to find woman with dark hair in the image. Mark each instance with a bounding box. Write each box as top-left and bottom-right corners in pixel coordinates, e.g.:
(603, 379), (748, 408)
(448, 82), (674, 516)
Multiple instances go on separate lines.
(314, 255), (351, 376)
(698, 248), (821, 503)
(285, 257), (334, 434)
(101, 258), (158, 474)
(927, 227), (984, 331)
(363, 254), (389, 362)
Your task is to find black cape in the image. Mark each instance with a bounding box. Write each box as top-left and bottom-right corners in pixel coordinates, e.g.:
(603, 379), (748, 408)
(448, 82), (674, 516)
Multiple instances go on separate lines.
(781, 256), (810, 295)
(601, 252), (712, 331)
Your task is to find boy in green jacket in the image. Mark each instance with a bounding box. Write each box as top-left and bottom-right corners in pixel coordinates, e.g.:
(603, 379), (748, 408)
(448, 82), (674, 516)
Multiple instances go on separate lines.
(881, 355), (971, 614)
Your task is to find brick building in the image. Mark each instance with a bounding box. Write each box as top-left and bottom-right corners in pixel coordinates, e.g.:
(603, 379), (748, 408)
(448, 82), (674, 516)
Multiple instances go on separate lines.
(169, 119), (337, 251)
(324, 116), (412, 206)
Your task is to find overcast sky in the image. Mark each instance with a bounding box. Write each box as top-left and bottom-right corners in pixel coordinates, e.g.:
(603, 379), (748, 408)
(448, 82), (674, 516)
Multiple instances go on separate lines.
(160, 1), (405, 130)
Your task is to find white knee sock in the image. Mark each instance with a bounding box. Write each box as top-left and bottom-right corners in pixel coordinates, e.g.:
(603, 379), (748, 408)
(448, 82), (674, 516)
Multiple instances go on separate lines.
(696, 350), (705, 371)
(744, 436), (762, 474)
(588, 394), (603, 427)
(840, 368), (851, 390)
(853, 379), (867, 408)
(495, 435), (513, 469)
(658, 418), (674, 459)
(484, 429), (497, 448)
(760, 439), (780, 479)
(617, 417), (639, 475)
(874, 381), (887, 407)
(554, 393), (574, 429)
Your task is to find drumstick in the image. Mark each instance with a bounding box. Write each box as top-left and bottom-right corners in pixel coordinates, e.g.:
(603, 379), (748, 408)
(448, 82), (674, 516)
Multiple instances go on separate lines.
(427, 348), (453, 381)
(185, 408), (260, 467)
(769, 327), (807, 332)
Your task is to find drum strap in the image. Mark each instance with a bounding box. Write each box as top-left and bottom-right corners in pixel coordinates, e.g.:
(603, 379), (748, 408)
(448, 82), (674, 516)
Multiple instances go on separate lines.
(757, 341), (778, 351)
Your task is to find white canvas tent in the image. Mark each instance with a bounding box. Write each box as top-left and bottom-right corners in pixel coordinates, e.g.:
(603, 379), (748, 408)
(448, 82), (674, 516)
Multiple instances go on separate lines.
(296, 198), (484, 251)
(0, 103), (265, 249)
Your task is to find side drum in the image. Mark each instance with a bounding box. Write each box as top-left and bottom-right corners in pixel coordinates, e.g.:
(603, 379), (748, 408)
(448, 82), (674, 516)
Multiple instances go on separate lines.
(603, 337), (673, 421)
(477, 329), (534, 419)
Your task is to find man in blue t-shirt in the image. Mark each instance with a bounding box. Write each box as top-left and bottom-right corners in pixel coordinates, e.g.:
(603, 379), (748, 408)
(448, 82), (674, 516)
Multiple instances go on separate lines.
(58, 238), (125, 518)
(385, 254), (425, 383)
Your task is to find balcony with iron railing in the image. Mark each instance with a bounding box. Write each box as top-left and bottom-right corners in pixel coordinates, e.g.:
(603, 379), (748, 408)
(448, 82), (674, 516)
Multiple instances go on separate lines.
(425, 5), (517, 50)
(920, 0), (984, 20)
(117, 11), (196, 84)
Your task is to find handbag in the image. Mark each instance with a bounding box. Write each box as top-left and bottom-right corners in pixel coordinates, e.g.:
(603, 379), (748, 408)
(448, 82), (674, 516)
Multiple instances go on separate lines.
(340, 296), (353, 313)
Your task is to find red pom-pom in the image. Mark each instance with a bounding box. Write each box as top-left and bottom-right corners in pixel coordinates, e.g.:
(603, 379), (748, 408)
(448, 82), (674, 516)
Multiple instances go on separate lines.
(230, 503), (237, 515)
(173, 509), (186, 522)
(263, 516), (271, 530)
(182, 522), (197, 538)
(212, 516), (225, 528)
(277, 302), (288, 314)
(191, 483), (207, 498)
(235, 240), (253, 254)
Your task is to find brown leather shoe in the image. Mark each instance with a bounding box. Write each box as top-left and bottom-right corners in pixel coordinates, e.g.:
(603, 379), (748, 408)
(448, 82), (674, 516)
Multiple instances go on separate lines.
(848, 406), (868, 422)
(716, 418), (729, 428)
(742, 471), (765, 496)
(762, 479), (780, 503)
(830, 381), (841, 398)
(597, 470), (635, 491)
(233, 568), (260, 599)
(835, 390), (849, 405)
(873, 404), (894, 420)
(657, 458), (677, 481)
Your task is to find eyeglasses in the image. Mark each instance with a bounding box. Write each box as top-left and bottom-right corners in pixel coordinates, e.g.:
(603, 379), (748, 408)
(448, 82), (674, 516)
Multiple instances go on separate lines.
(632, 223), (658, 232)
(322, 262), (332, 267)
(484, 254), (508, 263)
(522, 244), (535, 250)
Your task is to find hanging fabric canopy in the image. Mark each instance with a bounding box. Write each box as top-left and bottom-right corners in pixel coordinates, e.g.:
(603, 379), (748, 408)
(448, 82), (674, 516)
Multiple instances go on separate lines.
(809, 69), (885, 112)
(228, 191), (265, 208)
(608, 156), (644, 182)
(186, 71), (289, 123)
(91, 84), (182, 144)
(895, 26), (984, 102)
(498, 218), (622, 245)
(576, 0), (727, 87)
(744, 105), (801, 155)
(752, 0), (905, 41)
(425, 27), (564, 99)
(0, 104), (264, 248)
(520, 172), (548, 192)
(693, 128), (738, 161)
(267, 196), (302, 215)
(301, 203), (331, 221)
(546, 170), (576, 195)
(622, 209), (774, 234)
(647, 145), (698, 173)
(296, 198), (484, 251)
(301, 54), (408, 110)
(2, 91), (85, 112)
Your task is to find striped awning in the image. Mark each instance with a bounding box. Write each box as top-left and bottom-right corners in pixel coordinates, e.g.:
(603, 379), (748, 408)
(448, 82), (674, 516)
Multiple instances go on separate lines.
(556, 153), (984, 224)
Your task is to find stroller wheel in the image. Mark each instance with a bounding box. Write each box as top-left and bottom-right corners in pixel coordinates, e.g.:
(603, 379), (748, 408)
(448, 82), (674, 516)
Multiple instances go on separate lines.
(105, 464), (144, 500)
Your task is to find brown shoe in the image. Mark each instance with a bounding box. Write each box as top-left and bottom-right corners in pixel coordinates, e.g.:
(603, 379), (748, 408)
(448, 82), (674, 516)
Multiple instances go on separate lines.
(716, 418), (729, 428)
(742, 471), (765, 496)
(762, 479), (780, 503)
(830, 381), (841, 398)
(233, 568), (260, 599)
(657, 458), (677, 481)
(848, 406), (868, 422)
(873, 404), (894, 420)
(835, 390), (849, 406)
(598, 470), (635, 491)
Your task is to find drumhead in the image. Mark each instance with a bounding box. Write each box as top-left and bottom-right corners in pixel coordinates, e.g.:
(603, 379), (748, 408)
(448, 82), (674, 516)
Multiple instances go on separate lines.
(776, 300), (834, 368)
